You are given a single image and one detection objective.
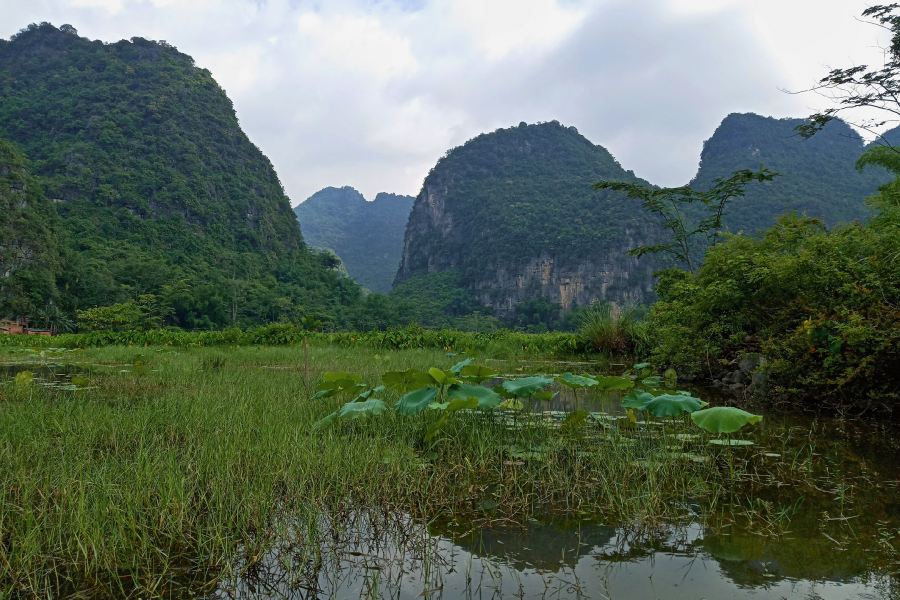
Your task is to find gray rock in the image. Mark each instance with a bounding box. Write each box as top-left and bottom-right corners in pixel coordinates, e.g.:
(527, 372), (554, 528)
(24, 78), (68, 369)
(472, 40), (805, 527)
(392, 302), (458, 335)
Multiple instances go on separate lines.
(739, 353), (764, 375)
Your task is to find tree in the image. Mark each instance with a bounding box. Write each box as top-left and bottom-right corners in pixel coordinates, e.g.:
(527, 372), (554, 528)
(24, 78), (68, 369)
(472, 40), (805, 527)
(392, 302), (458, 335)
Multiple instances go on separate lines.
(794, 5), (900, 146)
(593, 168), (779, 273)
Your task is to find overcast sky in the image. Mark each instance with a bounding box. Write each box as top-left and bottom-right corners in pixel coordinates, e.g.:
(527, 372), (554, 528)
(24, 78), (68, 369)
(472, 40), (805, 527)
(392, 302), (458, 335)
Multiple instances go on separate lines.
(0, 0), (890, 204)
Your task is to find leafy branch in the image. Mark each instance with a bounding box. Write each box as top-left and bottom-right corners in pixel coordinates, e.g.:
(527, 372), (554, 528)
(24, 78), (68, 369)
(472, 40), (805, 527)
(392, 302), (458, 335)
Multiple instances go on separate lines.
(594, 168), (779, 273)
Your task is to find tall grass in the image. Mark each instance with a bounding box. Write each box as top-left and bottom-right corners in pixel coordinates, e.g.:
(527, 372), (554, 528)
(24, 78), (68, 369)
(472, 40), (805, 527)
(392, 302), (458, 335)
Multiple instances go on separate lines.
(577, 302), (652, 356)
(0, 344), (819, 596)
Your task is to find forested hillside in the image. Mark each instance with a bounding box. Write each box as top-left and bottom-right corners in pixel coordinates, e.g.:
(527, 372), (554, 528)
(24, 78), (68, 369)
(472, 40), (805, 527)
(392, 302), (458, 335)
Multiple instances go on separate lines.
(294, 187), (414, 293)
(0, 136), (64, 319)
(395, 121), (666, 315)
(0, 23), (363, 329)
(689, 113), (892, 232)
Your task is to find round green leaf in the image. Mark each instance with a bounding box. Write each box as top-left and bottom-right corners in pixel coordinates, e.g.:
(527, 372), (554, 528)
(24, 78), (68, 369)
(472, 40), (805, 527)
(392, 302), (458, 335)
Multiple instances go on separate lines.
(644, 394), (704, 418)
(555, 373), (598, 389)
(501, 376), (553, 397)
(691, 407), (763, 434)
(594, 375), (634, 391)
(14, 371), (34, 386)
(621, 391), (654, 410)
(450, 358), (474, 374)
(395, 387), (438, 415)
(448, 383), (502, 409)
(460, 364), (500, 383)
(338, 398), (387, 421)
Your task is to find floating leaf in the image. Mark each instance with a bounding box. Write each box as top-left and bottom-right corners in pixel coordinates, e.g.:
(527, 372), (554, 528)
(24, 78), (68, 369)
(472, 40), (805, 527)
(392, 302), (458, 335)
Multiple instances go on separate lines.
(445, 352), (458, 357)
(449, 358), (473, 374)
(708, 439), (755, 446)
(633, 362), (651, 370)
(691, 407), (763, 434)
(555, 373), (598, 389)
(14, 371), (33, 386)
(395, 387), (439, 415)
(501, 376), (554, 397)
(664, 368), (678, 382)
(644, 394), (704, 418)
(447, 383), (501, 410)
(460, 364), (500, 383)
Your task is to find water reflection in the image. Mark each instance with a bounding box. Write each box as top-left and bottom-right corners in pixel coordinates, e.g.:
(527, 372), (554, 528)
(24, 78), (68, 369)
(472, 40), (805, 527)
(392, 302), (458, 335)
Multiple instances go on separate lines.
(213, 510), (898, 599)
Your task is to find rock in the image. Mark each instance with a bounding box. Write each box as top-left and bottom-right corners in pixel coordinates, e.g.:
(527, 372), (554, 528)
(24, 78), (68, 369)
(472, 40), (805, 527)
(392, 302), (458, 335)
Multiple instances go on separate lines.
(751, 371), (768, 389)
(738, 353), (764, 375)
(728, 383), (745, 391)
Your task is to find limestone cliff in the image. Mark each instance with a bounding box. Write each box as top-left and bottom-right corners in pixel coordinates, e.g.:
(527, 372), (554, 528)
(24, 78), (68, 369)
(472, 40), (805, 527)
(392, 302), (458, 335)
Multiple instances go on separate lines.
(395, 121), (665, 315)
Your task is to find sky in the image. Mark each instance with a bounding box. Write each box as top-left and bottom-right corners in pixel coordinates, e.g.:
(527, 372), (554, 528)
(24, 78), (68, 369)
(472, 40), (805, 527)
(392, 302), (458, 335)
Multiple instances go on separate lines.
(0, 0), (891, 205)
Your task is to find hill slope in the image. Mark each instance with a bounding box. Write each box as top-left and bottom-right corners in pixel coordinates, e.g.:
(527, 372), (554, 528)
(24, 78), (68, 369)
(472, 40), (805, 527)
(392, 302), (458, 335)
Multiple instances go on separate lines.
(0, 23), (360, 328)
(395, 121), (666, 314)
(294, 187), (414, 293)
(689, 113), (891, 231)
(0, 135), (64, 318)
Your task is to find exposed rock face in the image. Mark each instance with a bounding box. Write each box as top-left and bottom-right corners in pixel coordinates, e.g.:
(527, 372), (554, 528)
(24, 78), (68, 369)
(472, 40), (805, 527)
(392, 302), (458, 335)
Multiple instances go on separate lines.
(396, 121), (664, 316)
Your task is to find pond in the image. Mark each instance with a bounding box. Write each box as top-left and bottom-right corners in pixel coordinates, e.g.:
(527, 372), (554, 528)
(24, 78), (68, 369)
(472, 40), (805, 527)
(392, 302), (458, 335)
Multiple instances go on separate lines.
(211, 372), (900, 599)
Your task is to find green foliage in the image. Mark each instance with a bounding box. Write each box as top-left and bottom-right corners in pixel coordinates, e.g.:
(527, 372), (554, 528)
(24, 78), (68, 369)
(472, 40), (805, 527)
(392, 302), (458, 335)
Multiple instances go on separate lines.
(394, 387), (438, 415)
(648, 210), (900, 402)
(577, 302), (651, 356)
(691, 407), (762, 434)
(388, 271), (480, 327)
(0, 24), (367, 328)
(446, 383), (502, 410)
(76, 294), (172, 332)
(695, 114), (890, 233)
(643, 394), (703, 418)
(500, 376), (554, 397)
(395, 121), (662, 304)
(0, 135), (64, 318)
(294, 187), (414, 294)
(595, 167), (779, 272)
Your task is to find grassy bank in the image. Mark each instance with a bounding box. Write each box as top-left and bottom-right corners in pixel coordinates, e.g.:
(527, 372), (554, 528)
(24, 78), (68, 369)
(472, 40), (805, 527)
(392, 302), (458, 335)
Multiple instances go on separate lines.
(0, 323), (586, 357)
(0, 344), (877, 597)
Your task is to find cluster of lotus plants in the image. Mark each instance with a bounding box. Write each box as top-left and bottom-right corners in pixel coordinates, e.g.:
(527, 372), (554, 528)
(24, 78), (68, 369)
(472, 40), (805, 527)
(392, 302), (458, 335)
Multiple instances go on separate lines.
(311, 358), (762, 444)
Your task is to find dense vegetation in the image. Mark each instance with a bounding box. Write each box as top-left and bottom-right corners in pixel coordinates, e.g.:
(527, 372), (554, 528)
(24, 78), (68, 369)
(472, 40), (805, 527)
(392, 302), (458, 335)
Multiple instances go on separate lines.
(0, 23), (366, 329)
(294, 187), (414, 293)
(0, 136), (64, 320)
(689, 113), (892, 232)
(396, 121), (666, 307)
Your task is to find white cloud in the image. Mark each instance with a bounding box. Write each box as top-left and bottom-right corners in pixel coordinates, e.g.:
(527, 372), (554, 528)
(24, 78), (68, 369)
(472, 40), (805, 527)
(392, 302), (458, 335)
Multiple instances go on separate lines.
(0, 0), (891, 202)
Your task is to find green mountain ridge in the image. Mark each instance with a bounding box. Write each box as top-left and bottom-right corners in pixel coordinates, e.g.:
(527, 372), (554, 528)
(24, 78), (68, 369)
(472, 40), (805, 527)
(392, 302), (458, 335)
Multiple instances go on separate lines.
(395, 121), (667, 315)
(0, 22), (364, 328)
(294, 187), (414, 293)
(688, 112), (893, 231)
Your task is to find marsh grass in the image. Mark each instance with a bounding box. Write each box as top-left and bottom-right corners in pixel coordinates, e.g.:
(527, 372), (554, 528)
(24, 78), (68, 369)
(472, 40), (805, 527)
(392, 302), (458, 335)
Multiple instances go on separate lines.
(0, 344), (891, 597)
(577, 303), (651, 356)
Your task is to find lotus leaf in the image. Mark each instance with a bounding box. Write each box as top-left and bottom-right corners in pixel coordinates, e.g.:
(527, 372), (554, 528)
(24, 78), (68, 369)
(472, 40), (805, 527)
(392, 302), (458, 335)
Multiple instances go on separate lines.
(633, 362), (651, 370)
(312, 411), (340, 431)
(641, 376), (661, 387)
(664, 368), (677, 381)
(447, 383), (502, 409)
(71, 376), (89, 387)
(312, 378), (364, 399)
(351, 385), (385, 403)
(425, 413), (450, 442)
(621, 391), (654, 410)
(594, 375), (634, 391)
(445, 352), (458, 357)
(322, 372), (361, 384)
(561, 409), (589, 432)
(460, 364), (500, 383)
(338, 398), (387, 421)
(450, 358), (474, 374)
(14, 371), (33, 386)
(395, 387), (439, 415)
(501, 376), (554, 397)
(691, 407), (762, 433)
(500, 398), (524, 410)
(445, 397), (479, 411)
(493, 384), (515, 399)
(428, 367), (458, 386)
(643, 395), (704, 418)
(382, 369), (432, 393)
(555, 373), (598, 389)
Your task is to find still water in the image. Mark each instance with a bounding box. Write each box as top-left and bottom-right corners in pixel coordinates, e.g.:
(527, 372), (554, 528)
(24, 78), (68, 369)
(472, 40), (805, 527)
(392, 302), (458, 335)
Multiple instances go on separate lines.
(213, 360), (900, 599)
